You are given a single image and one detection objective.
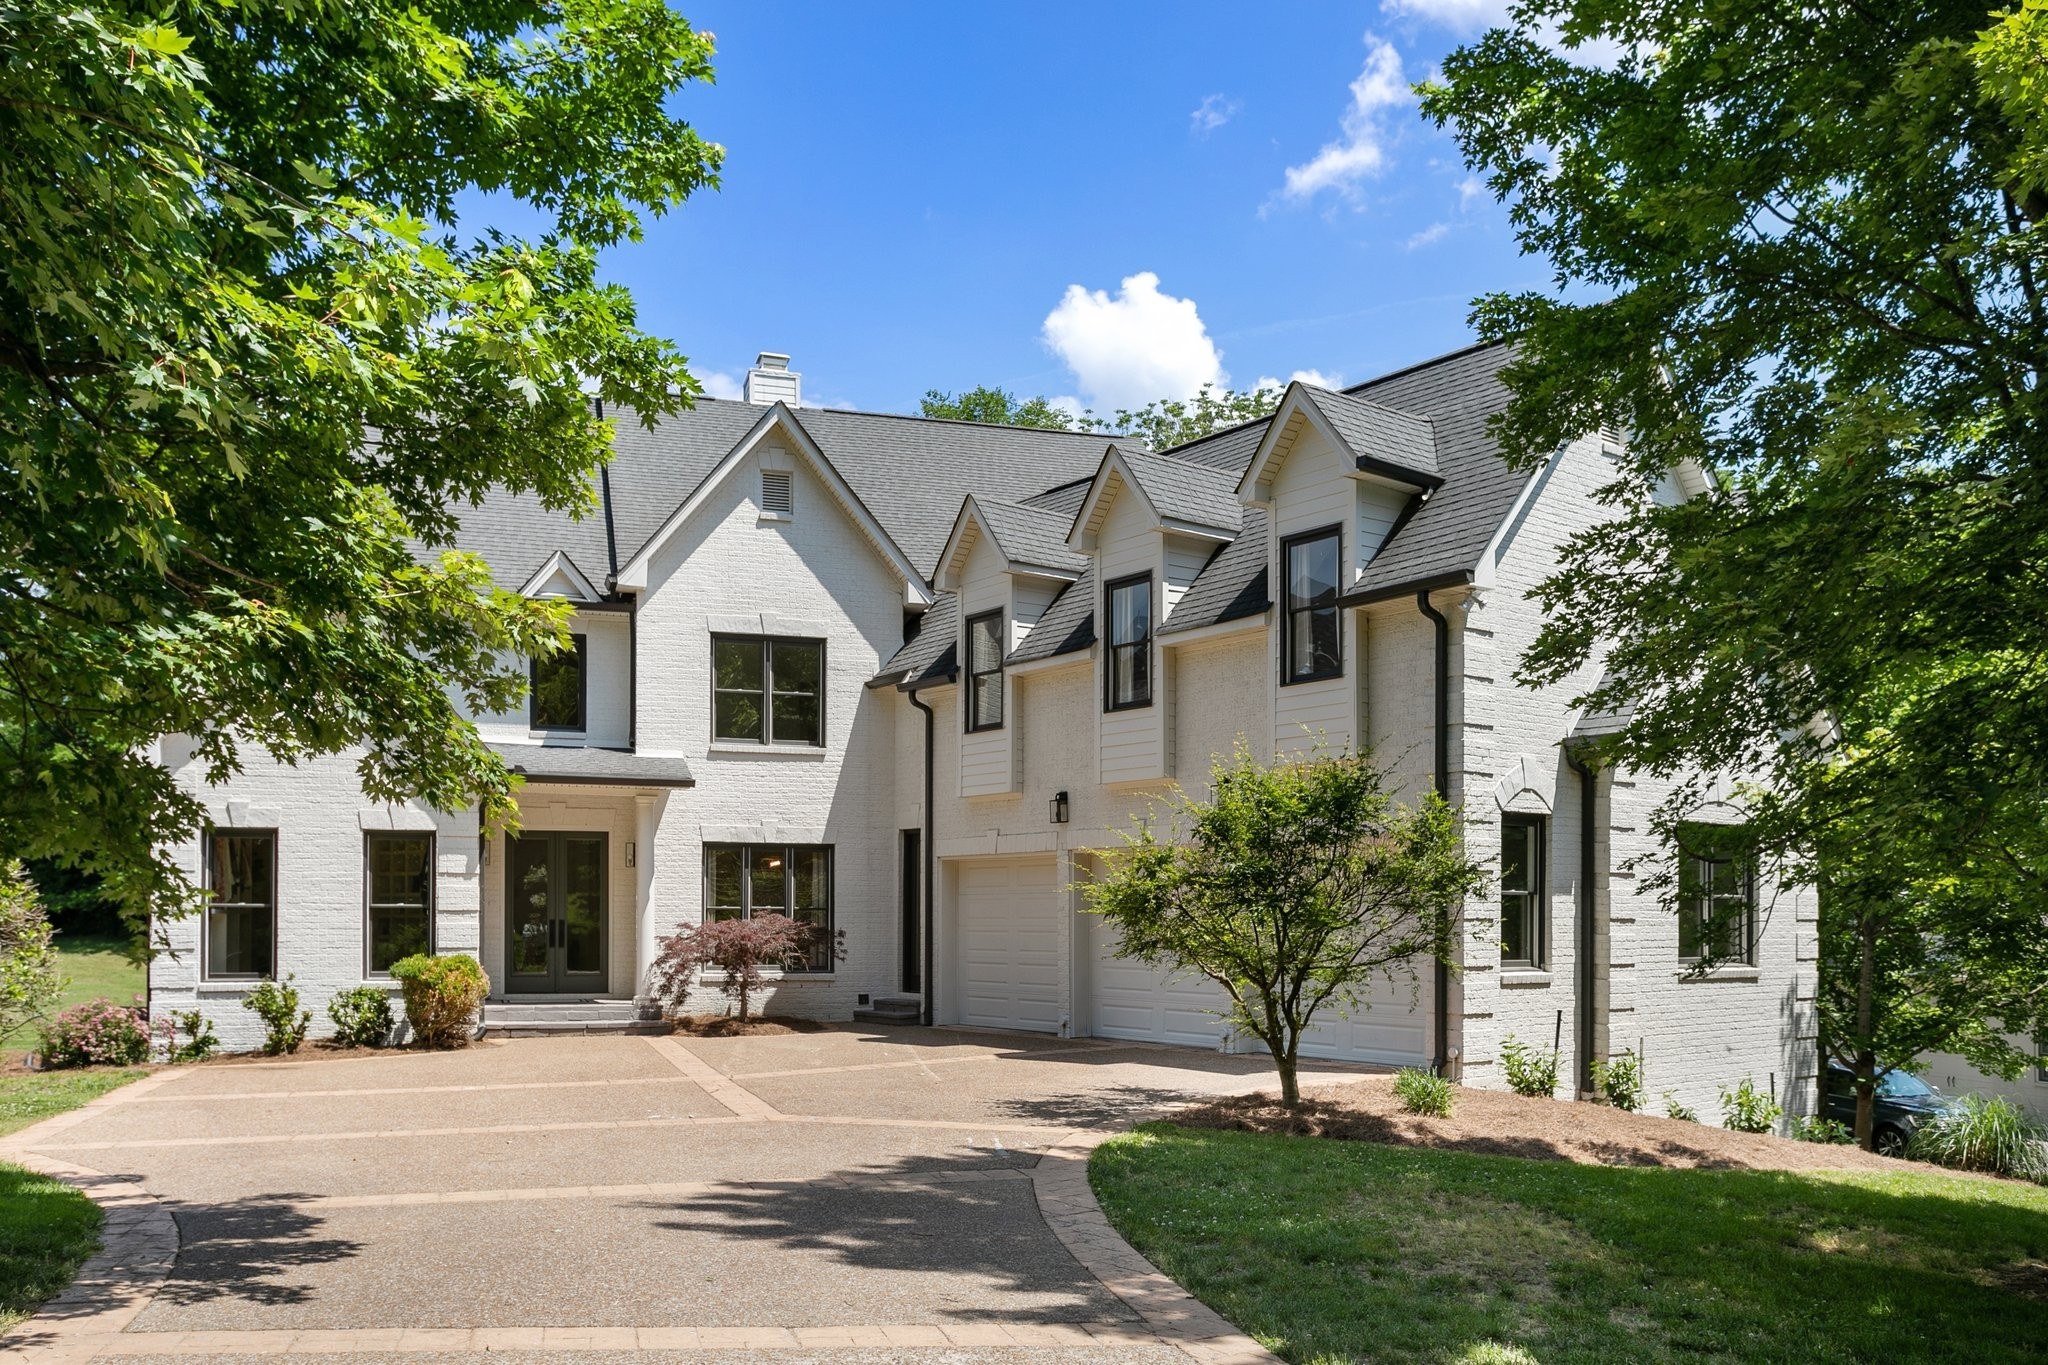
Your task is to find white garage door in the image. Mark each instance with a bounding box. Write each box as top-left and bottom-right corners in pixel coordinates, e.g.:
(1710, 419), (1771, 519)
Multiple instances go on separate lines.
(1297, 972), (1428, 1067)
(1090, 920), (1229, 1050)
(955, 857), (1064, 1033)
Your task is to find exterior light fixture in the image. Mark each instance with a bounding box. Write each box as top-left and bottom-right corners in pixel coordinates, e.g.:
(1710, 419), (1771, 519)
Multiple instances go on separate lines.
(625, 842), (637, 868)
(1049, 790), (1070, 825)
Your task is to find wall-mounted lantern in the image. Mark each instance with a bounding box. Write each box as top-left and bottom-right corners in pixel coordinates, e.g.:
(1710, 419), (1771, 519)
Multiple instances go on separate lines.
(1049, 790), (1070, 825)
(625, 841), (638, 868)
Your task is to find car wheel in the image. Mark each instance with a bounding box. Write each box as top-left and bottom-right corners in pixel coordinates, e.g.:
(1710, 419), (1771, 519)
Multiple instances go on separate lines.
(1873, 1126), (1908, 1158)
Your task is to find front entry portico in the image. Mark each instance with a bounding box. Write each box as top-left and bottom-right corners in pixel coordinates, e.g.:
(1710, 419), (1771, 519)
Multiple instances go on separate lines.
(505, 830), (609, 994)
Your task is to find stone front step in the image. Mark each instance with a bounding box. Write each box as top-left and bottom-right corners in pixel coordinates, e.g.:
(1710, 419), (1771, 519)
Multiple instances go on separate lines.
(480, 999), (665, 1036)
(851, 995), (923, 1025)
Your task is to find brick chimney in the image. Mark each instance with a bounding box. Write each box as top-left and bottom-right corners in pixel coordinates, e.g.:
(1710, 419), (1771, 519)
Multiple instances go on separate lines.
(743, 352), (800, 406)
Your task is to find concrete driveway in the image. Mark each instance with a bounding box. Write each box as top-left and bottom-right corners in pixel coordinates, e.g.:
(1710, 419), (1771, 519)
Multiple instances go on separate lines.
(4, 1026), (1370, 1363)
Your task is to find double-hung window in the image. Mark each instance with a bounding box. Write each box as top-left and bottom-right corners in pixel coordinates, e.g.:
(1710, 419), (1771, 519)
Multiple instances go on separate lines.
(205, 830), (276, 980)
(1679, 825), (1755, 964)
(530, 634), (587, 731)
(712, 635), (825, 746)
(1282, 528), (1342, 683)
(1500, 816), (1546, 967)
(1105, 574), (1153, 710)
(365, 833), (433, 975)
(966, 609), (1005, 732)
(704, 844), (834, 971)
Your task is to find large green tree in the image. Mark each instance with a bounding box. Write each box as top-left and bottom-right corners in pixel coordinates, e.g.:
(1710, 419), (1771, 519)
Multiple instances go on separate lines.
(922, 381), (1282, 450)
(1422, 0), (2048, 1142)
(920, 386), (1075, 430)
(1, 3), (720, 928)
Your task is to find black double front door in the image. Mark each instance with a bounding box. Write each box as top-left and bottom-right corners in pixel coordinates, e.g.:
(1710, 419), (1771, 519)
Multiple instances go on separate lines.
(505, 831), (607, 993)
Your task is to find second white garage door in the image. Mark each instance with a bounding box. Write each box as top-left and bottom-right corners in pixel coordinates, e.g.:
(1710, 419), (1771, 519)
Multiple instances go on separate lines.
(955, 857), (1064, 1033)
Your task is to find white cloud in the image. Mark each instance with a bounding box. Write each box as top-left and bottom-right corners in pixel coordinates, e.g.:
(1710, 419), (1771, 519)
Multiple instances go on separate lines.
(1405, 221), (1450, 249)
(1276, 36), (1410, 207)
(1379, 0), (1512, 34)
(1457, 175), (1487, 210)
(1041, 272), (1226, 411)
(1190, 93), (1241, 136)
(696, 369), (744, 401)
(1253, 368), (1343, 392)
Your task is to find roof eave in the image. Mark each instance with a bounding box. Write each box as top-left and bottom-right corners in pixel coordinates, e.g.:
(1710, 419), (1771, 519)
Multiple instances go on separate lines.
(1339, 569), (1474, 608)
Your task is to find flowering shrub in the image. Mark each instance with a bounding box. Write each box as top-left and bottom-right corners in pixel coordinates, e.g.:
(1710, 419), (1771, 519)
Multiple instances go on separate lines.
(649, 914), (843, 1022)
(390, 953), (488, 1048)
(42, 997), (149, 1068)
(153, 1008), (219, 1063)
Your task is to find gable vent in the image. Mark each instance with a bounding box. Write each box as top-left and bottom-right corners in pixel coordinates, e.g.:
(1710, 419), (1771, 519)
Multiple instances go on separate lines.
(1598, 423), (1625, 452)
(761, 468), (794, 516)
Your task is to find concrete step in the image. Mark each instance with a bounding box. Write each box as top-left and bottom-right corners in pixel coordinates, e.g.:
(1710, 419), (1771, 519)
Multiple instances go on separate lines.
(852, 996), (923, 1025)
(480, 999), (662, 1037)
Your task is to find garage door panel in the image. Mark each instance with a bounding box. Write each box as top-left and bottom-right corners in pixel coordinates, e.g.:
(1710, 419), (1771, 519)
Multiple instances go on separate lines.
(955, 857), (1064, 1033)
(1297, 971), (1427, 1066)
(1090, 923), (1230, 1050)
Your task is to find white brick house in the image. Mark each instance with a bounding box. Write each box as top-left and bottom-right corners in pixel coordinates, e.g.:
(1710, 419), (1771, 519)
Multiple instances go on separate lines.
(150, 345), (1818, 1121)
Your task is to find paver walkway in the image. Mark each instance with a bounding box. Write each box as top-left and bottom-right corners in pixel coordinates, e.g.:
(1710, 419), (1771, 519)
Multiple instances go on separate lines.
(3, 1026), (1373, 1362)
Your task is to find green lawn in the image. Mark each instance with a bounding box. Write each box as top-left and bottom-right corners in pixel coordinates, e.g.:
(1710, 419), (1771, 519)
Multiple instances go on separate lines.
(0, 931), (146, 1054)
(1092, 1123), (2048, 1365)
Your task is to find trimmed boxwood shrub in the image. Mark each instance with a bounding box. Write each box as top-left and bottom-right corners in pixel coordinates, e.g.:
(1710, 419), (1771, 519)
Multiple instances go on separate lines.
(41, 997), (149, 1067)
(327, 986), (394, 1048)
(390, 953), (488, 1049)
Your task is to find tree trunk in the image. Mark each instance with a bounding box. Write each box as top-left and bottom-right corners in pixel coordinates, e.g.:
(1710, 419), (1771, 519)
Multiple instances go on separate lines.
(1277, 1049), (1300, 1108)
(1855, 914), (1877, 1150)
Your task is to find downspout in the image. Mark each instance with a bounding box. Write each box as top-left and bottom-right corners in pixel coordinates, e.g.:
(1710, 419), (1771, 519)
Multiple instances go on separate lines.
(1563, 744), (1600, 1096)
(594, 394), (634, 750)
(906, 687), (937, 1027)
(1416, 590), (1452, 1075)
(594, 396), (620, 591)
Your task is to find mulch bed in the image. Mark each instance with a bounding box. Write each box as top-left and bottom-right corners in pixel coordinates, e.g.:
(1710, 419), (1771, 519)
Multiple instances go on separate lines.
(668, 1013), (825, 1038)
(1170, 1075), (1929, 1176)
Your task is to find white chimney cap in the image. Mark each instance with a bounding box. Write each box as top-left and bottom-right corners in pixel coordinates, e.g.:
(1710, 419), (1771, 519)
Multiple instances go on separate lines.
(745, 352), (801, 406)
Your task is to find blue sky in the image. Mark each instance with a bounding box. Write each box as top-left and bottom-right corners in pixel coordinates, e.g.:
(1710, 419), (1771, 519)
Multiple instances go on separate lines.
(545, 1), (1542, 414)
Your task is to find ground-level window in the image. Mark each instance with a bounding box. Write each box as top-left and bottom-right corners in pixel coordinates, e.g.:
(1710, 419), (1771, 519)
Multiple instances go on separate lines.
(1282, 528), (1342, 683)
(1105, 574), (1153, 710)
(712, 635), (825, 746)
(1500, 816), (1546, 967)
(966, 609), (1005, 731)
(365, 834), (434, 975)
(530, 633), (588, 731)
(205, 830), (276, 979)
(1679, 824), (1755, 964)
(704, 844), (834, 971)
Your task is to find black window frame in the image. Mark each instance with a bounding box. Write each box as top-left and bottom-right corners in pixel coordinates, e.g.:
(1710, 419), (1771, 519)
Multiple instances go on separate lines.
(710, 634), (827, 747)
(702, 843), (835, 972)
(1104, 573), (1154, 712)
(203, 828), (278, 981)
(965, 608), (1005, 733)
(1678, 824), (1757, 965)
(1281, 526), (1344, 685)
(364, 831), (435, 978)
(1500, 815), (1547, 969)
(529, 633), (588, 732)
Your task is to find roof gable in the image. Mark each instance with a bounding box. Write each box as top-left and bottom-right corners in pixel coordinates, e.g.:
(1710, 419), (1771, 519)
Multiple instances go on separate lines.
(1237, 382), (1440, 503)
(516, 550), (603, 602)
(936, 496), (1087, 590)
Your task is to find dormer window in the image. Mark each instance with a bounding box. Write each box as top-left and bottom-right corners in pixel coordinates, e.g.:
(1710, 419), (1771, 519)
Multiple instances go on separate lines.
(1105, 574), (1153, 711)
(530, 634), (587, 731)
(1282, 528), (1342, 684)
(966, 609), (1005, 732)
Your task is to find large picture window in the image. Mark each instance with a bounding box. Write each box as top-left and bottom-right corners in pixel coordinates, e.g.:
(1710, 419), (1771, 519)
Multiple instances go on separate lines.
(365, 833), (433, 975)
(966, 609), (1005, 732)
(1679, 825), (1755, 964)
(712, 635), (825, 746)
(1105, 574), (1153, 710)
(704, 844), (834, 971)
(1283, 528), (1342, 683)
(530, 634), (587, 731)
(205, 830), (275, 980)
(1500, 816), (1546, 967)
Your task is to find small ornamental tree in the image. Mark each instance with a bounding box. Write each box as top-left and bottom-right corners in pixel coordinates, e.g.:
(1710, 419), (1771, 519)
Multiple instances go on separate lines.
(649, 914), (842, 1023)
(0, 861), (63, 1042)
(1085, 747), (1484, 1107)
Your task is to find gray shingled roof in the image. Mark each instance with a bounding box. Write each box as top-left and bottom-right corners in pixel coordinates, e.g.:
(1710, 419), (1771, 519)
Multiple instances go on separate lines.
(871, 593), (958, 689)
(1008, 564), (1097, 665)
(1341, 344), (1530, 602)
(972, 499), (1087, 577)
(1569, 669), (1636, 740)
(1116, 449), (1244, 535)
(490, 743), (695, 787)
(1297, 386), (1440, 485)
(1019, 477), (1093, 518)
(1159, 506), (1271, 636)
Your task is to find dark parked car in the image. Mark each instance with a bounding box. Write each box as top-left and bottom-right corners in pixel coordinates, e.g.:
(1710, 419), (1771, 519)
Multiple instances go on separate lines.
(1825, 1064), (1953, 1156)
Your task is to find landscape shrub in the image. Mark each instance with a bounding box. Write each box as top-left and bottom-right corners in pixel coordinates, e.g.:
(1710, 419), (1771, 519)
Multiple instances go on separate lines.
(649, 914), (843, 1022)
(327, 986), (394, 1048)
(391, 953), (488, 1048)
(1907, 1094), (2048, 1181)
(1591, 1048), (1644, 1111)
(1498, 1035), (1560, 1098)
(1394, 1067), (1454, 1118)
(0, 860), (62, 1042)
(1718, 1077), (1783, 1134)
(243, 974), (310, 1055)
(1663, 1091), (1698, 1122)
(41, 998), (149, 1067)
(154, 1008), (218, 1063)
(1789, 1114), (1855, 1145)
